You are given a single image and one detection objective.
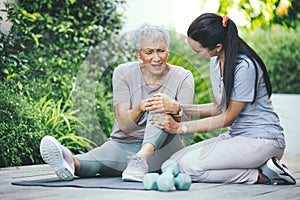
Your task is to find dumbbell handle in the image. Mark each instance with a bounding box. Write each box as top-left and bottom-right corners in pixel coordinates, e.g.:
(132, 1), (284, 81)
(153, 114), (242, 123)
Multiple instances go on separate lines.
(156, 173), (174, 192)
(161, 160), (179, 176)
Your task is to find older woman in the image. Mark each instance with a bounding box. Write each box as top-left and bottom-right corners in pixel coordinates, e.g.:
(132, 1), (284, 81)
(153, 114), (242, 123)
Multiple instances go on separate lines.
(40, 23), (194, 182)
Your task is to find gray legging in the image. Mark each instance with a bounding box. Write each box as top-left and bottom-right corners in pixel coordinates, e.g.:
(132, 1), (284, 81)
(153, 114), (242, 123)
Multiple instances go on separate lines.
(74, 114), (185, 177)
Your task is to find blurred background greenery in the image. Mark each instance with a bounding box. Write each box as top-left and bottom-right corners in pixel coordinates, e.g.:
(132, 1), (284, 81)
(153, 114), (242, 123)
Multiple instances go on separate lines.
(0, 0), (299, 167)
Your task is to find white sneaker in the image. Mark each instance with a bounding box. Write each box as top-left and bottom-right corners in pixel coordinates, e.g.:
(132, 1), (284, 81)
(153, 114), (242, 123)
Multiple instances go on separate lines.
(122, 155), (148, 182)
(259, 157), (296, 185)
(40, 136), (75, 180)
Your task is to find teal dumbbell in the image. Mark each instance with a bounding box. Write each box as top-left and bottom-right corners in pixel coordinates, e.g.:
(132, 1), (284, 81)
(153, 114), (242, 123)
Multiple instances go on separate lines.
(143, 160), (179, 190)
(161, 159), (180, 176)
(143, 173), (160, 190)
(156, 160), (179, 191)
(143, 160), (192, 192)
(174, 173), (192, 190)
(157, 160), (191, 191)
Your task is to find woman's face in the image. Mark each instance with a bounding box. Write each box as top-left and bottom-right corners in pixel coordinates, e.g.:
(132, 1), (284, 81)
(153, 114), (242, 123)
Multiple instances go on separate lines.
(186, 37), (216, 58)
(137, 39), (169, 75)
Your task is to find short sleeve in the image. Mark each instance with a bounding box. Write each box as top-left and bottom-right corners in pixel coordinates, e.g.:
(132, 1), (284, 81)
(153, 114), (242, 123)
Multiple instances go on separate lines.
(231, 59), (256, 102)
(176, 71), (195, 104)
(112, 65), (131, 107)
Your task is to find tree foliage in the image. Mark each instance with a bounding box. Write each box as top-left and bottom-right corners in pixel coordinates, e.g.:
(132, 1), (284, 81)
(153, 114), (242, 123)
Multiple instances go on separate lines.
(245, 27), (300, 94)
(1, 0), (125, 100)
(218, 0), (300, 30)
(217, 0), (300, 94)
(0, 0), (126, 167)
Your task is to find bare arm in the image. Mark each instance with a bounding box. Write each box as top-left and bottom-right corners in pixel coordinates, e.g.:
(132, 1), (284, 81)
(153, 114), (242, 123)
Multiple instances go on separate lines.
(114, 100), (147, 133)
(150, 100), (246, 134)
(147, 94), (221, 119)
(180, 98), (221, 118)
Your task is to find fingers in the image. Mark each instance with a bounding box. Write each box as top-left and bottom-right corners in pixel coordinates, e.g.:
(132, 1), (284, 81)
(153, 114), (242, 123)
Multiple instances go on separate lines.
(144, 99), (165, 113)
(148, 111), (178, 134)
(149, 114), (165, 129)
(145, 96), (163, 103)
(143, 93), (174, 114)
(152, 93), (165, 98)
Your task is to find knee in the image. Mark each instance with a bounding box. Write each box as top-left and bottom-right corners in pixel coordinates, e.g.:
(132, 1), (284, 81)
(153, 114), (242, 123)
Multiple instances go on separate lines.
(176, 159), (207, 182)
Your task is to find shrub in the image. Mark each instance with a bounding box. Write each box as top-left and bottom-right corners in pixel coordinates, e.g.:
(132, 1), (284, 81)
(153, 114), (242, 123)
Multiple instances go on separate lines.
(0, 0), (126, 163)
(1, 0), (125, 101)
(0, 81), (46, 167)
(34, 92), (96, 153)
(244, 26), (300, 94)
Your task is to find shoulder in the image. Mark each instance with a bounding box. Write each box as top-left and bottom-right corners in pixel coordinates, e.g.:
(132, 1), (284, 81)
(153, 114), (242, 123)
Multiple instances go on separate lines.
(236, 55), (256, 69)
(169, 64), (192, 77)
(234, 55), (257, 74)
(113, 61), (140, 82)
(113, 61), (140, 77)
(114, 61), (139, 72)
(233, 55), (261, 84)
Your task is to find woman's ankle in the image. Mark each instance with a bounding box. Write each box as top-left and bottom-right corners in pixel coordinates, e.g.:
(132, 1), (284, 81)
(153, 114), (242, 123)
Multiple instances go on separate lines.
(257, 171), (270, 184)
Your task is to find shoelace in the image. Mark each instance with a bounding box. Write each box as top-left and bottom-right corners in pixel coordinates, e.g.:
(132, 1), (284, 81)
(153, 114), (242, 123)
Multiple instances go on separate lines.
(127, 156), (146, 168)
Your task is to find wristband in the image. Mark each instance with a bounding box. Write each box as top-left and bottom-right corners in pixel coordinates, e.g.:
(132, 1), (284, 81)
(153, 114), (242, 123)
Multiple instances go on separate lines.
(181, 121), (187, 134)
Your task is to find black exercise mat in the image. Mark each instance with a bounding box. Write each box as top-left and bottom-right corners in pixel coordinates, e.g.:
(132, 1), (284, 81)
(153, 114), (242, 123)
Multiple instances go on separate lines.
(12, 177), (145, 190)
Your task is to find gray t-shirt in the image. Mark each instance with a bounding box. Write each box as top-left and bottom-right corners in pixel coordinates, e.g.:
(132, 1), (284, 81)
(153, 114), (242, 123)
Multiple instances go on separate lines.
(210, 55), (285, 147)
(110, 61), (195, 143)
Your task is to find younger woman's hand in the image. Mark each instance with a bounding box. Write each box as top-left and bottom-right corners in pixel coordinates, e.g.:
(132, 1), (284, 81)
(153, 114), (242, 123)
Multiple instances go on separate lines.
(149, 113), (181, 134)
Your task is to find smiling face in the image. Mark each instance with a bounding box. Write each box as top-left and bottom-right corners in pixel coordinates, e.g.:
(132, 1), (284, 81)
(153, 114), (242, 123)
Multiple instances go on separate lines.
(136, 38), (169, 76)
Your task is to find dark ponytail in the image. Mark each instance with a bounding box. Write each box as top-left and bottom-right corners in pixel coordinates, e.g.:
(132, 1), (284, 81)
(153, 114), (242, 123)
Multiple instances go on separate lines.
(188, 13), (272, 109)
(222, 18), (238, 108)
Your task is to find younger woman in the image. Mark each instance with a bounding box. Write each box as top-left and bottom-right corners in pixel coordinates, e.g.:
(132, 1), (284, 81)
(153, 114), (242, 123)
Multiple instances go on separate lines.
(148, 13), (296, 185)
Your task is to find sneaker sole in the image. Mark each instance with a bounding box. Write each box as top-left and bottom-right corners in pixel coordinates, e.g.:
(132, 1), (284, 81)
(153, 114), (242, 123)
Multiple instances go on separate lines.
(262, 157), (296, 185)
(40, 136), (74, 180)
(122, 173), (144, 182)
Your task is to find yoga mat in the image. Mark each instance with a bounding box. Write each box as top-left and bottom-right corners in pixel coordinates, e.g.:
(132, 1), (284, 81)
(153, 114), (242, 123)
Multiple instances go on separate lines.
(12, 177), (145, 190)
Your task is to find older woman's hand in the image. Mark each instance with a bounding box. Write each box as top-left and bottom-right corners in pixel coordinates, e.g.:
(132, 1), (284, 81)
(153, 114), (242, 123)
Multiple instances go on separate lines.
(149, 113), (181, 134)
(144, 93), (180, 115)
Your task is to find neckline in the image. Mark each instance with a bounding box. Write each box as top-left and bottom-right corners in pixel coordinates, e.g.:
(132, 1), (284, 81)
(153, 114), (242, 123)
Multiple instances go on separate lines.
(138, 63), (173, 89)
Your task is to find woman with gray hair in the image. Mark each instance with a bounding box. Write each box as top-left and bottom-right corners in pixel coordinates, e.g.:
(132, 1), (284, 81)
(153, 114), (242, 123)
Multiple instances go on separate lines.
(39, 23), (194, 182)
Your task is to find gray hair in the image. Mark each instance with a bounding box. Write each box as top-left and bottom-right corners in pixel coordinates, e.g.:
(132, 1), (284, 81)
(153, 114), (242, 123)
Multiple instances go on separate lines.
(134, 23), (170, 50)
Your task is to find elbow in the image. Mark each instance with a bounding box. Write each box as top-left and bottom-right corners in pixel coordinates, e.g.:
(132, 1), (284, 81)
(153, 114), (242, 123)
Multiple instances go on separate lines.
(118, 124), (126, 132)
(224, 117), (235, 127)
(118, 123), (129, 133)
(224, 120), (233, 127)
(115, 118), (125, 131)
(117, 120), (134, 133)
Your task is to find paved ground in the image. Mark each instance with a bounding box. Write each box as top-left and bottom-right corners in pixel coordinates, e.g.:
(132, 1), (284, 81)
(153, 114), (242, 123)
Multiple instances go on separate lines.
(1, 155), (299, 200)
